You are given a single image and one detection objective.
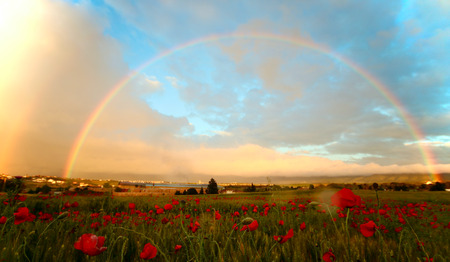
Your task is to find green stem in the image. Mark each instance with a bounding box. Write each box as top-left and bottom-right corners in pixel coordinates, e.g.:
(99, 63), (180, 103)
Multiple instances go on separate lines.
(116, 226), (169, 262)
(265, 243), (278, 260)
(249, 233), (262, 261)
(32, 212), (68, 261)
(107, 235), (123, 262)
(403, 216), (430, 261)
(325, 204), (339, 233)
(396, 230), (403, 262)
(178, 217), (198, 262)
(345, 208), (351, 260)
(223, 221), (241, 257)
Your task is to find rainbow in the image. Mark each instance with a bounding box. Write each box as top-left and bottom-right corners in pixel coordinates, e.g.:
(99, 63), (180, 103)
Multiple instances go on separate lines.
(63, 32), (441, 182)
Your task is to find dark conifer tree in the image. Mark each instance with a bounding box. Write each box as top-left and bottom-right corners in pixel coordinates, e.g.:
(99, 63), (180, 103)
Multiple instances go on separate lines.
(206, 178), (219, 194)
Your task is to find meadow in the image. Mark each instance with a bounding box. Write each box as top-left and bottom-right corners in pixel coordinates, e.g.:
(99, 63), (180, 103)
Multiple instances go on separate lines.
(0, 189), (449, 261)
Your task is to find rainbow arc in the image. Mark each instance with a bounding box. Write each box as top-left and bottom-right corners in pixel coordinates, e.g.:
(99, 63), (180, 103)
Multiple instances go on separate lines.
(63, 32), (441, 182)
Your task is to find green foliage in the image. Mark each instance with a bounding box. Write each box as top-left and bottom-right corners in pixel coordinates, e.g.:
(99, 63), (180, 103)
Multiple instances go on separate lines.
(429, 182), (446, 191)
(186, 188), (198, 195)
(244, 183), (256, 192)
(41, 185), (52, 194)
(114, 187), (124, 192)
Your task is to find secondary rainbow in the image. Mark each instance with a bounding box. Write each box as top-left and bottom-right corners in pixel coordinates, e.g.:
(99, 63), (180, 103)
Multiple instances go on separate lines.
(63, 32), (441, 181)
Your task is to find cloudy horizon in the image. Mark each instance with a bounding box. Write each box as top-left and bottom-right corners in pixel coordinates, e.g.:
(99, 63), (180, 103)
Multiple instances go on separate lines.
(1, 0), (449, 182)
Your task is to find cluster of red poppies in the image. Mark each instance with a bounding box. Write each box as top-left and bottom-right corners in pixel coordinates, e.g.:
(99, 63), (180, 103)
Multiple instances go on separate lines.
(2, 188), (449, 260)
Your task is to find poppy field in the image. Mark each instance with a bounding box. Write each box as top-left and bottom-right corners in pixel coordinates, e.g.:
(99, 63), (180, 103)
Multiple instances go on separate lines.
(0, 189), (449, 261)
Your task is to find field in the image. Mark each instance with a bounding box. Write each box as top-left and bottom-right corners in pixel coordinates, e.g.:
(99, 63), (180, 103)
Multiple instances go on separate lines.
(0, 189), (449, 261)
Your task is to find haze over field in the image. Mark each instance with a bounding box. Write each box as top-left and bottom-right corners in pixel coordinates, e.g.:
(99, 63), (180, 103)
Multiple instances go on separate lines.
(1, 0), (449, 182)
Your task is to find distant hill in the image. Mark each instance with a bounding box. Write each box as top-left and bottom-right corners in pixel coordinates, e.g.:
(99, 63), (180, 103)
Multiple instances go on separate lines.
(213, 173), (450, 185)
(61, 172), (449, 186)
(264, 173), (450, 185)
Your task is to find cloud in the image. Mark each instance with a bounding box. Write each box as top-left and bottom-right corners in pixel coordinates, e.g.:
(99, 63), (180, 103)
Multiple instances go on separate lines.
(74, 142), (450, 180)
(1, 0), (449, 180)
(212, 131), (232, 137)
(0, 0), (161, 175)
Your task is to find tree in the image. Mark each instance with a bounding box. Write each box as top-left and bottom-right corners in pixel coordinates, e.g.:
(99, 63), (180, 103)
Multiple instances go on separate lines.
(430, 182), (445, 191)
(245, 183), (256, 192)
(372, 183), (379, 190)
(206, 178), (219, 194)
(186, 188), (198, 195)
(309, 184), (315, 190)
(199, 187), (204, 194)
(41, 185), (52, 194)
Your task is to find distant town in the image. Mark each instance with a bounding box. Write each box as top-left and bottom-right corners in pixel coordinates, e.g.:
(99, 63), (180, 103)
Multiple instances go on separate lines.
(1, 173), (449, 196)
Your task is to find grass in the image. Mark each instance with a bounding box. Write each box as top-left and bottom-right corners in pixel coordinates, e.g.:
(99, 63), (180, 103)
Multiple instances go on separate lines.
(0, 190), (449, 261)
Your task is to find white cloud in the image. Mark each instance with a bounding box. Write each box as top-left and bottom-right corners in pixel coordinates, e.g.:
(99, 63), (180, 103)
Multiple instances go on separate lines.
(145, 76), (163, 90)
(74, 142), (450, 179)
(165, 76), (179, 88)
(212, 131), (232, 137)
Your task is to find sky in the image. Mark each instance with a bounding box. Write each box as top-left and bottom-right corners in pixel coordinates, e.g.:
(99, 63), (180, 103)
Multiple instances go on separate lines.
(0, 0), (449, 182)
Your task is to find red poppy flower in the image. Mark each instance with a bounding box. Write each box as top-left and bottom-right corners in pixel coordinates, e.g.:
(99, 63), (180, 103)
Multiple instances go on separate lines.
(140, 243), (157, 259)
(0, 216), (7, 224)
(74, 233), (107, 256)
(14, 207), (32, 225)
(189, 221), (200, 233)
(164, 204), (173, 211)
(38, 213), (53, 222)
(322, 248), (336, 262)
(174, 245), (182, 253)
(274, 228), (294, 244)
(129, 203), (136, 209)
(241, 220), (259, 231)
(300, 222), (306, 231)
(360, 220), (378, 237)
(278, 220), (284, 226)
(156, 208), (164, 214)
(249, 220), (259, 231)
(15, 195), (26, 202)
(91, 222), (101, 230)
(215, 211), (221, 220)
(71, 201), (79, 208)
(331, 188), (361, 208)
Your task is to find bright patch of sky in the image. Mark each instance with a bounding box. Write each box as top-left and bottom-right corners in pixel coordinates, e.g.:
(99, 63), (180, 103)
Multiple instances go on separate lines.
(275, 145), (382, 162)
(372, 107), (401, 122)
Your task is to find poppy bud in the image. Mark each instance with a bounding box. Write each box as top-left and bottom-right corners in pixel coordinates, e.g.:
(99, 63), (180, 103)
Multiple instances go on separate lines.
(241, 217), (254, 225)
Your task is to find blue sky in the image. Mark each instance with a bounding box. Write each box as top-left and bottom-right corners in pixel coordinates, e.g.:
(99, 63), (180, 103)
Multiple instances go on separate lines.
(0, 0), (449, 181)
